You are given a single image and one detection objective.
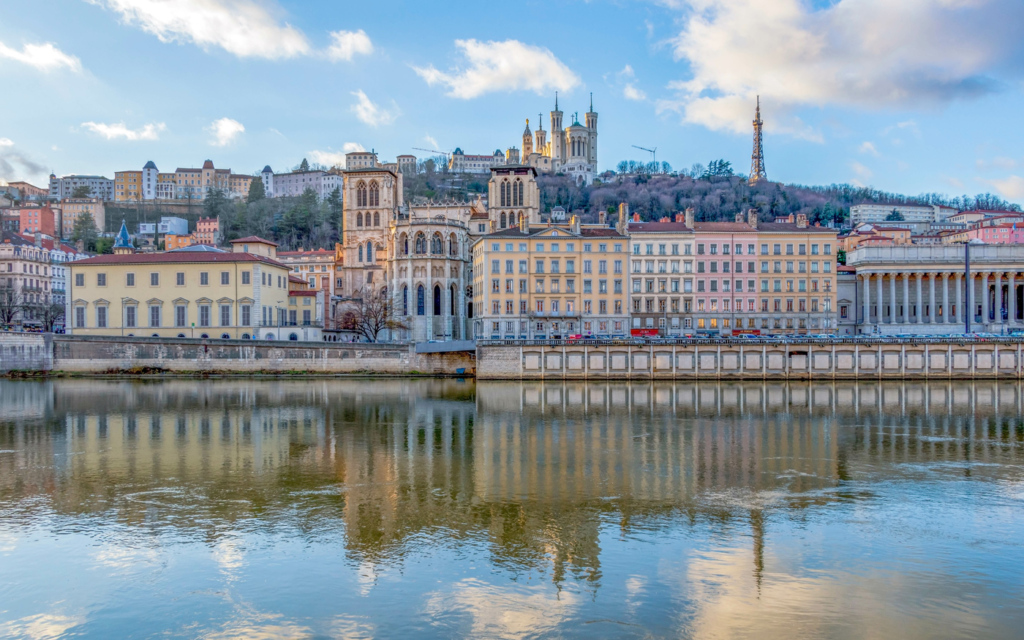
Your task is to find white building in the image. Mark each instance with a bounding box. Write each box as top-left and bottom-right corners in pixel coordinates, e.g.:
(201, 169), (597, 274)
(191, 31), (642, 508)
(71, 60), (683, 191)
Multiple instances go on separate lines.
(449, 149), (505, 174)
(345, 151), (378, 170)
(47, 174), (114, 201)
(142, 161), (159, 200)
(261, 166), (342, 201)
(849, 203), (957, 226)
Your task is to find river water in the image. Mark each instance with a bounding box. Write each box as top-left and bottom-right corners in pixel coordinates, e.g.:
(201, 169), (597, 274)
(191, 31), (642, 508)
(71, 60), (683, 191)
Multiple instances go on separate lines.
(1, 379), (1023, 639)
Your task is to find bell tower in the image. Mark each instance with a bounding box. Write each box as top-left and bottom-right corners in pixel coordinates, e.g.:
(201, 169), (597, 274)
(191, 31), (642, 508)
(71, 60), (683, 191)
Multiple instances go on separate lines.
(550, 92), (564, 165)
(522, 119), (533, 157)
(585, 92), (598, 168)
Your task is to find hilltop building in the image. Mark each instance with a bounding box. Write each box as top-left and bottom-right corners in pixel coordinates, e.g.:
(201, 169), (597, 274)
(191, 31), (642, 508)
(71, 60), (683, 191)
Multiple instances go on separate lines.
(518, 93), (598, 186)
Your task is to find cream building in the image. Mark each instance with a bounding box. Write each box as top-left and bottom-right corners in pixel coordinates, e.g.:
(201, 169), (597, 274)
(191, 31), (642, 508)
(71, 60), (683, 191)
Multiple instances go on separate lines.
(60, 198), (105, 238)
(66, 238), (292, 340)
(487, 165), (541, 231)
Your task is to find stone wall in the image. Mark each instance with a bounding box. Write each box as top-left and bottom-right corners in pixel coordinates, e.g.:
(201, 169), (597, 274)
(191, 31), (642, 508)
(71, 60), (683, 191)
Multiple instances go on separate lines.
(477, 341), (1024, 380)
(0, 333), (52, 373)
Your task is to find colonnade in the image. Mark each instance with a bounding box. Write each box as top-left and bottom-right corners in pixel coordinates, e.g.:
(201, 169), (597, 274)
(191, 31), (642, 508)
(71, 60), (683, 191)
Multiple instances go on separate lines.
(860, 270), (1021, 330)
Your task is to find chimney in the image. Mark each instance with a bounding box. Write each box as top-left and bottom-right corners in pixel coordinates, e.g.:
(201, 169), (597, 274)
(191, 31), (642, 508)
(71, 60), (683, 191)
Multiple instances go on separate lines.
(632, 212), (640, 222)
(735, 212), (744, 223)
(684, 207), (695, 229)
(747, 208), (758, 229)
(675, 212), (685, 223)
(520, 213), (530, 234)
(599, 210), (606, 225)
(617, 203), (629, 234)
(796, 213), (808, 228)
(659, 216), (670, 223)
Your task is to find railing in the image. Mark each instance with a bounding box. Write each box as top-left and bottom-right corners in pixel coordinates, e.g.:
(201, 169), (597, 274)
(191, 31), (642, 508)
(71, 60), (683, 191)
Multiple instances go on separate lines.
(847, 244), (1024, 266)
(478, 335), (1024, 348)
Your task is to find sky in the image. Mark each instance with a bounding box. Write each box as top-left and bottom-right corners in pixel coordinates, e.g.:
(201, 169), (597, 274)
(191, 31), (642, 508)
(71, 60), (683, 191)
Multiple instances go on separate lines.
(3, 0), (1024, 203)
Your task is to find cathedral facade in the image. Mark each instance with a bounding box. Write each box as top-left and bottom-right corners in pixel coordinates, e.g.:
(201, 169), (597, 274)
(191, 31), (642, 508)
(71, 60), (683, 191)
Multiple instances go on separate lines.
(518, 94), (598, 186)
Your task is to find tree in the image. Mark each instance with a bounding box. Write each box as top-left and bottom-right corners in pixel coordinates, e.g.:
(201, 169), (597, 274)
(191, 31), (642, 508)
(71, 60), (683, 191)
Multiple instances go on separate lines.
(837, 248), (847, 266)
(299, 158), (310, 172)
(885, 209), (905, 221)
(69, 212), (99, 252)
(37, 301), (65, 332)
(70, 185), (92, 198)
(340, 289), (407, 342)
(247, 178), (266, 203)
(326, 187), (343, 233)
(0, 286), (24, 328)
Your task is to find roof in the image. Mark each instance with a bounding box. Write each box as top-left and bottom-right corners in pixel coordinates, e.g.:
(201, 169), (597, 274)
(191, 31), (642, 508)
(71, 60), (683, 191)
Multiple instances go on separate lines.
(229, 236), (278, 246)
(71, 252), (288, 268)
(289, 290), (317, 296)
(278, 248), (334, 257)
(490, 165), (537, 176)
(692, 222), (757, 232)
(167, 244), (226, 253)
(15, 233), (79, 254)
(629, 222), (693, 233)
(483, 226), (625, 239)
(143, 161), (157, 170)
(262, 165), (273, 173)
(757, 222), (839, 234)
(288, 275), (306, 284)
(202, 160), (214, 169)
(113, 221), (132, 248)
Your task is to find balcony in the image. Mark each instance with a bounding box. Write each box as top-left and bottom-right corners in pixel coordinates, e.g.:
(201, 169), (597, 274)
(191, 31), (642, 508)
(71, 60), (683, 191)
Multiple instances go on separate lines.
(847, 244), (1024, 267)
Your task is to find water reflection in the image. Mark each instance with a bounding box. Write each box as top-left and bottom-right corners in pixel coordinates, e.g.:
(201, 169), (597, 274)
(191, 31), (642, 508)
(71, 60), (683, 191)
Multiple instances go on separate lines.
(1, 379), (1023, 638)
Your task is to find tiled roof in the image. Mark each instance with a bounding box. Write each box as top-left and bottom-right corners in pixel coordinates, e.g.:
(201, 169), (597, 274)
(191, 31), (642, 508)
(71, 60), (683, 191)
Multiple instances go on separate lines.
(71, 252), (288, 268)
(757, 222), (838, 234)
(629, 222), (692, 232)
(692, 222), (757, 232)
(229, 236), (278, 246)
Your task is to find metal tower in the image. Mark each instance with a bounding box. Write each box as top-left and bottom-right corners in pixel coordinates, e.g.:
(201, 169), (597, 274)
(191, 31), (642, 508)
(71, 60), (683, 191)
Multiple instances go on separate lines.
(749, 96), (767, 185)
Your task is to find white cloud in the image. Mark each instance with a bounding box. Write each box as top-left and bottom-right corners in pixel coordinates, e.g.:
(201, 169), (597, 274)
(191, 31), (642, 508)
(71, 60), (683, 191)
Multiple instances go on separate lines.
(850, 160), (873, 187)
(614, 65), (647, 101)
(942, 176), (965, 190)
(623, 83), (647, 101)
(0, 40), (82, 72)
(980, 175), (1024, 199)
(658, 0), (1024, 138)
(326, 29), (372, 62)
(413, 39), (580, 99)
(207, 117), (244, 146)
(81, 121), (165, 141)
(308, 149), (347, 167)
(976, 156), (1017, 171)
(424, 135), (440, 150)
(350, 90), (398, 127)
(90, 0), (310, 59)
(859, 141), (879, 157)
(0, 138), (13, 147)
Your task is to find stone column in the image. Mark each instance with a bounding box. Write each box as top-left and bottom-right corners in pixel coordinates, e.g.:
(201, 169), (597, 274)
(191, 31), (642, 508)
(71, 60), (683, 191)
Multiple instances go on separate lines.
(955, 273), (963, 327)
(981, 272), (989, 327)
(942, 273), (950, 324)
(928, 273), (936, 324)
(902, 275), (910, 324)
(863, 274), (871, 327)
(1010, 272), (1017, 325)
(877, 272), (884, 325)
(888, 273), (896, 326)
(915, 274), (923, 324)
(995, 272), (1005, 326)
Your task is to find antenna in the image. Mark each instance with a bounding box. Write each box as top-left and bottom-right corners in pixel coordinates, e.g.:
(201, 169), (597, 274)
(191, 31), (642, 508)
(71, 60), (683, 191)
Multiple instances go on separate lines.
(749, 95), (767, 185)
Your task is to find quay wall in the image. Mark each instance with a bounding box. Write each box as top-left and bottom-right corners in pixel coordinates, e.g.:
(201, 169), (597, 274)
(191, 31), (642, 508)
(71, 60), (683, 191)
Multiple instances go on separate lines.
(0, 334), (474, 376)
(476, 340), (1024, 380)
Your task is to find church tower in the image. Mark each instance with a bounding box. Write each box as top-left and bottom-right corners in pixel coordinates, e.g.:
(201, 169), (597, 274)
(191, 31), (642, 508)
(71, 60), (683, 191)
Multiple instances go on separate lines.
(534, 114), (547, 157)
(550, 92), (565, 166)
(585, 93), (598, 169)
(522, 119), (533, 157)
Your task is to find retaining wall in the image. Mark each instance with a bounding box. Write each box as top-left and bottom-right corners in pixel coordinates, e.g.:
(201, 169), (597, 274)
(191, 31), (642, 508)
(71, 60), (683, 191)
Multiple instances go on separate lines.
(477, 340), (1024, 380)
(0, 333), (52, 373)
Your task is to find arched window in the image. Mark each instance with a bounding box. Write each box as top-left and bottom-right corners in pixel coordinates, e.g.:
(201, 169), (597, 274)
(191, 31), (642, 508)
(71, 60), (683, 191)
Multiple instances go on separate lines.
(402, 285), (408, 315)
(500, 181), (508, 207)
(417, 285), (425, 316)
(366, 241), (373, 262)
(449, 234), (457, 256)
(358, 245), (363, 262)
(400, 234), (409, 255)
(512, 179), (520, 206)
(415, 232), (426, 254)
(356, 212), (363, 227)
(369, 182), (380, 206)
(500, 212), (507, 229)
(356, 182), (367, 207)
(373, 211), (380, 226)
(431, 233), (442, 254)
(450, 284), (457, 316)
(517, 181), (524, 206)
(433, 285), (442, 316)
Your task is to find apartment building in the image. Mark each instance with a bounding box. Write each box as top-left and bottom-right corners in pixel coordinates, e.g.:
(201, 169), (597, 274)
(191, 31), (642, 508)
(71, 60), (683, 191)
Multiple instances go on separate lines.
(60, 199), (106, 238)
(48, 174), (114, 201)
(627, 213), (696, 335)
(114, 170), (143, 201)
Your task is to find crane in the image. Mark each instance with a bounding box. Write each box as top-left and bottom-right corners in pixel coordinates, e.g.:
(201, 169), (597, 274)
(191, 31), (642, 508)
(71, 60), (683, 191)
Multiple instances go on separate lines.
(633, 145), (657, 165)
(413, 147), (449, 157)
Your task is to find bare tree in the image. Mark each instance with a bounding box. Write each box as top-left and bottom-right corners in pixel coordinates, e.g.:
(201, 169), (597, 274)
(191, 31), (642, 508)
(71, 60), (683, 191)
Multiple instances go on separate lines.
(0, 287), (24, 328)
(340, 288), (407, 342)
(37, 302), (65, 332)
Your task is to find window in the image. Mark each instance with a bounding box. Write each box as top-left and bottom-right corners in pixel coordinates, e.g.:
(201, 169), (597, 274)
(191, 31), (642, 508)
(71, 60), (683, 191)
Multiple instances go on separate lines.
(200, 272), (209, 286)
(149, 305), (160, 327)
(221, 272), (230, 285)
(75, 274), (84, 287)
(97, 273), (106, 286)
(417, 285), (425, 316)
(199, 305), (211, 327)
(75, 306), (85, 327)
(177, 272), (185, 286)
(126, 273), (135, 286)
(96, 306), (107, 328)
(175, 305), (186, 327)
(220, 305), (231, 327)
(126, 306), (136, 328)
(242, 271), (250, 285)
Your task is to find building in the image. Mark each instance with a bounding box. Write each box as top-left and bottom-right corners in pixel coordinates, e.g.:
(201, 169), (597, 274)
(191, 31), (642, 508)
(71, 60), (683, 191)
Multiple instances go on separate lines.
(139, 217), (189, 238)
(0, 231), (80, 328)
(48, 174), (114, 201)
(285, 278), (324, 341)
(449, 148), (506, 174)
(345, 151), (378, 170)
(756, 214), (839, 334)
(277, 247), (337, 303)
(114, 170), (143, 201)
(194, 217), (220, 246)
(164, 234), (193, 251)
(627, 211), (696, 335)
(962, 223), (1024, 245)
(690, 211), (761, 335)
(60, 199), (105, 238)
(336, 167), (403, 309)
(519, 94), (598, 186)
(846, 244), (1024, 334)
(17, 203), (58, 236)
(487, 165), (541, 231)
(260, 167), (342, 200)
(155, 173), (177, 200)
(5, 181), (48, 201)
(841, 224), (911, 253)
(172, 161), (252, 200)
(849, 203), (956, 226)
(397, 155), (417, 174)
(66, 237), (294, 340)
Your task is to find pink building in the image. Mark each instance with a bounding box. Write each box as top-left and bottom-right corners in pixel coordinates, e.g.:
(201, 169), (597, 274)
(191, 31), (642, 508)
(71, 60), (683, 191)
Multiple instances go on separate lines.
(966, 223), (1024, 244)
(692, 217), (760, 335)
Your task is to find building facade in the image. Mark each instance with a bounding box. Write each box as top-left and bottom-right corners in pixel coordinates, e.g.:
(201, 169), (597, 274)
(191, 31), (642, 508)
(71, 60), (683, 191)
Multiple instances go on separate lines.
(260, 167), (342, 200)
(337, 168), (402, 302)
(850, 203), (957, 226)
(627, 213), (696, 335)
(345, 151), (378, 170)
(48, 174), (114, 201)
(16, 203), (58, 236)
(60, 199), (105, 238)
(519, 94), (598, 186)
(449, 149), (505, 174)
(487, 165), (541, 231)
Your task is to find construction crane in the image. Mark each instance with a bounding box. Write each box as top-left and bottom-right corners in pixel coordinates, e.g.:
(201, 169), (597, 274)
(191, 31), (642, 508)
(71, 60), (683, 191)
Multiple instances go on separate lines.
(412, 147), (449, 157)
(633, 145), (657, 165)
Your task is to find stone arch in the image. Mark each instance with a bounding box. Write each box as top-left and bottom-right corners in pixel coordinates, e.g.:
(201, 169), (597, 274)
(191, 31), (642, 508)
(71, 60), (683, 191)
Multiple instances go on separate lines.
(415, 232), (426, 254)
(356, 181), (367, 207)
(433, 284), (442, 316)
(431, 232), (443, 254)
(369, 181), (380, 206)
(356, 212), (363, 227)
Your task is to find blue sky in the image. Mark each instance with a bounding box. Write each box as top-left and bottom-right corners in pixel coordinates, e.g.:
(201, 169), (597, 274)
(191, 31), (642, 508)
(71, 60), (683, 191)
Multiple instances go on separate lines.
(3, 0), (1024, 203)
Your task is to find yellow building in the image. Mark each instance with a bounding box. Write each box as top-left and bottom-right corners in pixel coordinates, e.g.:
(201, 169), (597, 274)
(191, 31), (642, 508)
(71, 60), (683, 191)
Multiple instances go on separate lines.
(66, 238), (292, 340)
(114, 171), (142, 201)
(60, 198), (106, 237)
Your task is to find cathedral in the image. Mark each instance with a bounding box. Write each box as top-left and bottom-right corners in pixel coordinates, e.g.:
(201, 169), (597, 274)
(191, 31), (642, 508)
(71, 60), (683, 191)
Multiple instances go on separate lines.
(516, 93), (598, 186)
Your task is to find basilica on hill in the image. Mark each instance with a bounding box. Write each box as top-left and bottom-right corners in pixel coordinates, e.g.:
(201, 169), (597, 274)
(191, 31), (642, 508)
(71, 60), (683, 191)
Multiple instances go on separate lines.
(515, 93), (598, 186)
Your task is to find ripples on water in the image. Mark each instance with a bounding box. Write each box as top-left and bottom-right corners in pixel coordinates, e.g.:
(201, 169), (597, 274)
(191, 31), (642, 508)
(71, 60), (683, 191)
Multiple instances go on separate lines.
(1, 379), (1023, 639)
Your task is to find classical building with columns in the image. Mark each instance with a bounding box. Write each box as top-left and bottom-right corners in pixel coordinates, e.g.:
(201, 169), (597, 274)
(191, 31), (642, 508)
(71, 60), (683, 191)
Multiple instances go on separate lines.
(845, 245), (1024, 334)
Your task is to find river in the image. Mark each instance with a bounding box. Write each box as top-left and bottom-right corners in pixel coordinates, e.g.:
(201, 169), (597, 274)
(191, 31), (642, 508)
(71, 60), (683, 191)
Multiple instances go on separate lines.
(1, 379), (1023, 639)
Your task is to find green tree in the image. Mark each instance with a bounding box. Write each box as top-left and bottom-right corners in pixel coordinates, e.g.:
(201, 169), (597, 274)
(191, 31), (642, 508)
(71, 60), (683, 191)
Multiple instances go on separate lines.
(837, 248), (847, 265)
(247, 178), (266, 203)
(299, 158), (310, 172)
(69, 212), (99, 252)
(326, 187), (343, 234)
(95, 237), (114, 255)
(70, 185), (92, 198)
(885, 209), (904, 221)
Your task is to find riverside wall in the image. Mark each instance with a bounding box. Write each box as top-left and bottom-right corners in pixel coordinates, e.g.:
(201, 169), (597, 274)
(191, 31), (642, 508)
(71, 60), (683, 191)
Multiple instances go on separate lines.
(476, 340), (1024, 380)
(0, 334), (474, 376)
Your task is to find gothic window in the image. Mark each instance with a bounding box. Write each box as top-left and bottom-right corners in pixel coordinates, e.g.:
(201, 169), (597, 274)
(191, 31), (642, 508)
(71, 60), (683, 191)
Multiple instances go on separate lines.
(500, 212), (507, 229)
(369, 182), (380, 206)
(358, 245), (363, 262)
(400, 234), (409, 255)
(449, 234), (457, 256)
(366, 241), (373, 262)
(373, 212), (380, 226)
(431, 233), (443, 254)
(356, 182), (367, 207)
(433, 285), (442, 316)
(417, 285), (425, 316)
(402, 285), (408, 315)
(517, 180), (524, 206)
(450, 284), (457, 316)
(415, 232), (426, 254)
(500, 181), (509, 207)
